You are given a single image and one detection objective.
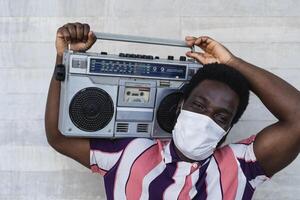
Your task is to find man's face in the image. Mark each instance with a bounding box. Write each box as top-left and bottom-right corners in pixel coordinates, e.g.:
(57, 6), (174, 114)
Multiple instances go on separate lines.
(182, 79), (239, 131)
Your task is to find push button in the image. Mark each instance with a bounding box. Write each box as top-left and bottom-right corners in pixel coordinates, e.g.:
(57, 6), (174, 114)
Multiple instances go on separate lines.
(119, 53), (126, 57)
(145, 55), (154, 60)
(167, 55), (174, 60)
(179, 56), (186, 61)
(192, 163), (198, 168)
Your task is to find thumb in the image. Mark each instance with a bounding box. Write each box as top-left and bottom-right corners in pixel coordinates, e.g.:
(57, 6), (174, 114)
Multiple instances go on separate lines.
(186, 51), (206, 64)
(84, 31), (97, 50)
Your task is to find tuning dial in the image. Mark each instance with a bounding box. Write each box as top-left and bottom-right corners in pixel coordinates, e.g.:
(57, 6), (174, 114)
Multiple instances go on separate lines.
(167, 56), (174, 60)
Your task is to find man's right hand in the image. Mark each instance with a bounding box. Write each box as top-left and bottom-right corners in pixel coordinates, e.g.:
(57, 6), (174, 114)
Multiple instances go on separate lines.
(56, 22), (96, 56)
(185, 36), (235, 65)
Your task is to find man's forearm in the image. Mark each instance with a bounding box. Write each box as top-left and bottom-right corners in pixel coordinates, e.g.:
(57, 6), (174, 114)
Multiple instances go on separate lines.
(45, 54), (64, 143)
(228, 57), (300, 123)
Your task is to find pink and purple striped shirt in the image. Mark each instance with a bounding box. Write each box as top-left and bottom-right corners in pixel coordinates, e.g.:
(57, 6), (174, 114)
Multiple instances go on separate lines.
(90, 135), (269, 200)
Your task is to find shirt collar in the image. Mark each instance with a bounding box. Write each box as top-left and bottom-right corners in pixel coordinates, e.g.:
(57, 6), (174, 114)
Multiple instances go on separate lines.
(159, 139), (210, 166)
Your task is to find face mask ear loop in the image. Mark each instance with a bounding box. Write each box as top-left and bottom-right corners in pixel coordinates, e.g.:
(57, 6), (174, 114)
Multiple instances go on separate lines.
(177, 100), (184, 114)
(225, 126), (232, 135)
(180, 101), (184, 111)
(174, 100), (185, 125)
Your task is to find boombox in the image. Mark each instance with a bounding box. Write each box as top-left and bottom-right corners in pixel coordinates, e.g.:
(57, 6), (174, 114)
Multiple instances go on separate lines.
(57, 32), (202, 138)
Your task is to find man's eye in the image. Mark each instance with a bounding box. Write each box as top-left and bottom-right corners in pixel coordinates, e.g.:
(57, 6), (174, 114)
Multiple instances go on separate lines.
(193, 102), (205, 110)
(215, 116), (227, 125)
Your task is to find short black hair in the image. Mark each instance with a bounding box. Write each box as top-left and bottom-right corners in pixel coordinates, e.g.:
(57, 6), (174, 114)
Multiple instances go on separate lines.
(181, 63), (250, 125)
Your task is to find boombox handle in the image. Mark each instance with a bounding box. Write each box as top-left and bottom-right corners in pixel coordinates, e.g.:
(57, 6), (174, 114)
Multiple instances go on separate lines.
(94, 32), (195, 52)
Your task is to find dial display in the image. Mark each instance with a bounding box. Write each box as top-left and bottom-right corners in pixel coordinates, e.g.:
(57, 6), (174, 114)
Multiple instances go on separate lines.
(89, 58), (186, 79)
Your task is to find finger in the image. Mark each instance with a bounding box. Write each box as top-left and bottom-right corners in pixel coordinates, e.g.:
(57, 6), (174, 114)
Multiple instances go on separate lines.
(185, 36), (197, 41)
(194, 37), (206, 46)
(84, 31), (97, 50)
(194, 36), (214, 46)
(57, 27), (71, 43)
(185, 36), (197, 47)
(56, 27), (64, 38)
(186, 51), (206, 64)
(75, 22), (84, 41)
(64, 23), (76, 41)
(83, 24), (90, 42)
(194, 36), (217, 53)
(185, 40), (196, 47)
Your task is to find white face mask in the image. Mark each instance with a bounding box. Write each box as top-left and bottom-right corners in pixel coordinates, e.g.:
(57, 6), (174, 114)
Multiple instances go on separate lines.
(172, 109), (228, 161)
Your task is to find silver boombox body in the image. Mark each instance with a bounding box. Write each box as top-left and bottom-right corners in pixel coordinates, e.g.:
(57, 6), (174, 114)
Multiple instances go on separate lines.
(58, 33), (202, 138)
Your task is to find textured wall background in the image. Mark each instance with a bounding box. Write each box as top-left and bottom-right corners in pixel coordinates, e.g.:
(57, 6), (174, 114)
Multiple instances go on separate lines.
(0, 0), (299, 199)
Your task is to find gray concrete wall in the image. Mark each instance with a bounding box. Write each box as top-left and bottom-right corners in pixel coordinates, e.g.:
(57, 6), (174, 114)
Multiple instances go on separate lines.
(0, 0), (299, 199)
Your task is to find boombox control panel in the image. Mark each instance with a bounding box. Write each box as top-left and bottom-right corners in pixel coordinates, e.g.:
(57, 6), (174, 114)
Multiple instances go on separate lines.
(89, 57), (187, 79)
(71, 51), (198, 81)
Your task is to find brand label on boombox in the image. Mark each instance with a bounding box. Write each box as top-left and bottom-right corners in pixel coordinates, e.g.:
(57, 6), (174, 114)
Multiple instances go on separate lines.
(58, 33), (202, 138)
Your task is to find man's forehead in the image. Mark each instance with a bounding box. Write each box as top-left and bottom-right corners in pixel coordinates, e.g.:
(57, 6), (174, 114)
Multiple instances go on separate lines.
(189, 80), (239, 111)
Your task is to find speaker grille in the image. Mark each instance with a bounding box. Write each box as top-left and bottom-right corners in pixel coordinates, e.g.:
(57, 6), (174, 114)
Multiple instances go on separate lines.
(137, 124), (149, 133)
(157, 92), (182, 133)
(69, 87), (114, 132)
(116, 123), (129, 133)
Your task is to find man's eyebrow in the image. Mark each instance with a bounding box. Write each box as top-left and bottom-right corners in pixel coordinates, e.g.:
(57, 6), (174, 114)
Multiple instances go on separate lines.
(217, 108), (233, 116)
(195, 95), (233, 115)
(194, 95), (208, 102)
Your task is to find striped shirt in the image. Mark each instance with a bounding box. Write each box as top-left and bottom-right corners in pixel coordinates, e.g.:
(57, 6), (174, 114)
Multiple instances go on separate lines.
(90, 135), (269, 200)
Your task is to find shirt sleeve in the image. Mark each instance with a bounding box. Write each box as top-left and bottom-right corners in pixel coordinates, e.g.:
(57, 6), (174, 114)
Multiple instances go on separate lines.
(89, 138), (134, 176)
(229, 135), (270, 189)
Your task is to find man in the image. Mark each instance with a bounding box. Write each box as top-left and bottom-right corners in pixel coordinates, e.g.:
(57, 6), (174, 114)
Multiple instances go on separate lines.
(45, 22), (300, 200)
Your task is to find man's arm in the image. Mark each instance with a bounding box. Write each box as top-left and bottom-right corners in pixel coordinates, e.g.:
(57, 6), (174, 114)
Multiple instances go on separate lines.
(45, 23), (96, 168)
(186, 36), (300, 177)
(227, 57), (300, 177)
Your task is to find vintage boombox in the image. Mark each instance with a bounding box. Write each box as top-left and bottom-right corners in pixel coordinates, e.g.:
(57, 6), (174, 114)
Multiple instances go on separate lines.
(57, 32), (202, 138)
